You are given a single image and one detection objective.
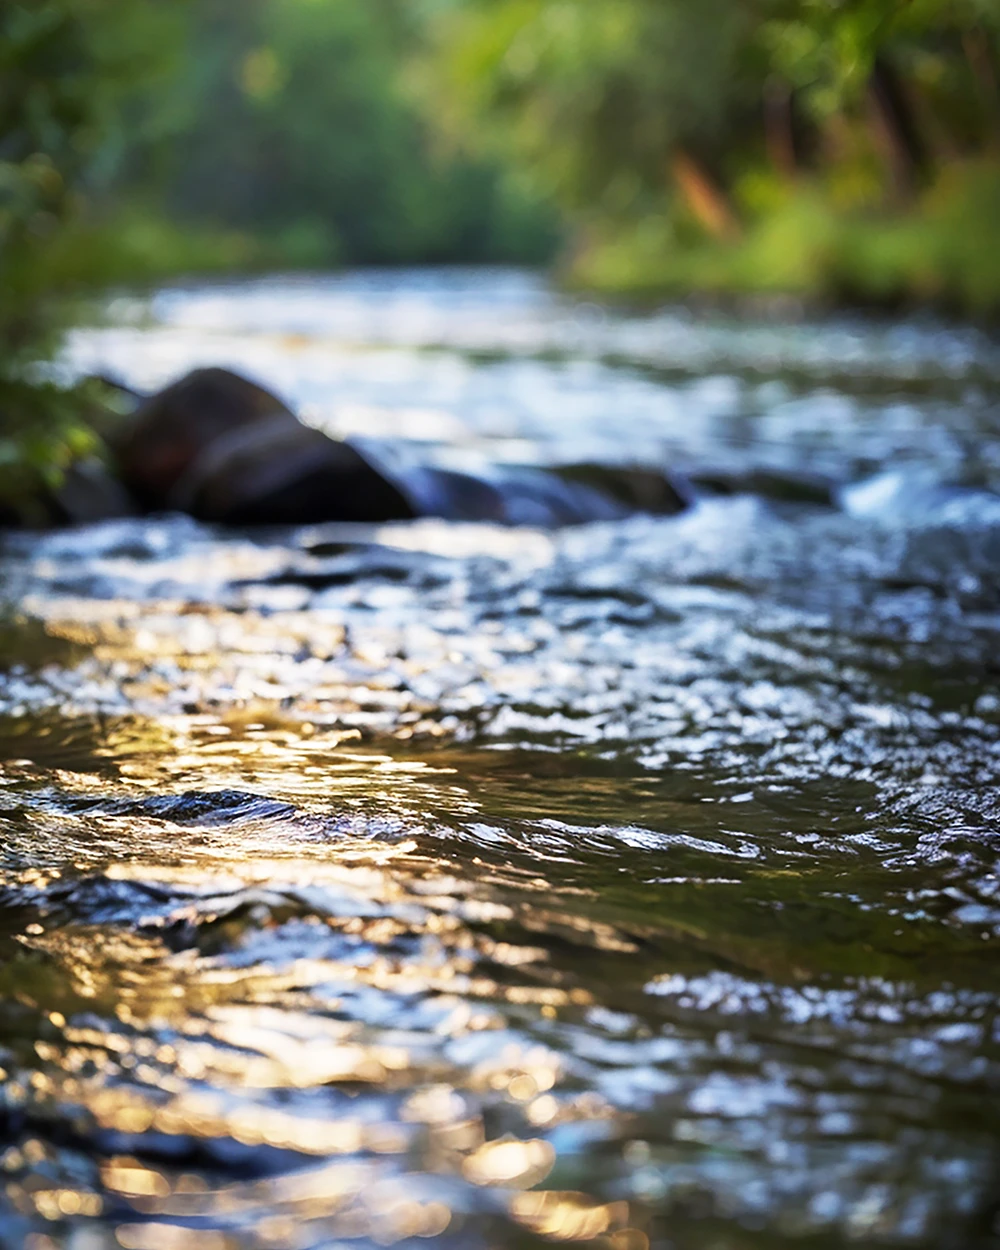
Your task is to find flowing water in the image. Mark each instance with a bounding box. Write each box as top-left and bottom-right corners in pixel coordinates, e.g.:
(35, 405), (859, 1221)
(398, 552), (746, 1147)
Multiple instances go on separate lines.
(3, 270), (1000, 1249)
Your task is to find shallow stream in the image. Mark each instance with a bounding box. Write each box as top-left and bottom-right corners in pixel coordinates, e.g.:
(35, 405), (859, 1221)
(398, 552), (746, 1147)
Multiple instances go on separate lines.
(2, 270), (1000, 1248)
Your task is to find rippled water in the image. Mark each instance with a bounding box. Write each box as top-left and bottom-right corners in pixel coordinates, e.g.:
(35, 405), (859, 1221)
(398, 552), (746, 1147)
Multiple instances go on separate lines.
(3, 269), (1000, 1249)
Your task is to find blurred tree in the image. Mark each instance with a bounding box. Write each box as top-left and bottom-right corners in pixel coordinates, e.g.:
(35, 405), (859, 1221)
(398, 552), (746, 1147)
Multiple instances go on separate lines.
(422, 0), (1000, 305)
(0, 0), (183, 522)
(116, 0), (556, 265)
(1, 1), (171, 360)
(435, 0), (999, 205)
(420, 0), (755, 235)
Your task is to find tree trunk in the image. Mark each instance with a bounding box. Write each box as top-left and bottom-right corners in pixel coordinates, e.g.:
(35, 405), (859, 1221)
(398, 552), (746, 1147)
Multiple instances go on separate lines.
(963, 26), (1000, 151)
(764, 77), (797, 177)
(867, 53), (928, 198)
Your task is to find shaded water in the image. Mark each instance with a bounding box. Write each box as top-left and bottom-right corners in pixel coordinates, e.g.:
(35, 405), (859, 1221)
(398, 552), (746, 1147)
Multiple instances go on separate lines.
(3, 270), (1000, 1248)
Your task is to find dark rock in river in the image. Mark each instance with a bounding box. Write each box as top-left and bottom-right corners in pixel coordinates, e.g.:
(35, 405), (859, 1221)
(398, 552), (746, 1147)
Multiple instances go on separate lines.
(112, 367), (693, 528)
(53, 458), (137, 525)
(114, 368), (415, 524)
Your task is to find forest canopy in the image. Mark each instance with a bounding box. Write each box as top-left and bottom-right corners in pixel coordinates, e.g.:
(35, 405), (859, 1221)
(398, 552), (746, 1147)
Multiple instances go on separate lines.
(5, 0), (1000, 304)
(422, 0), (1000, 305)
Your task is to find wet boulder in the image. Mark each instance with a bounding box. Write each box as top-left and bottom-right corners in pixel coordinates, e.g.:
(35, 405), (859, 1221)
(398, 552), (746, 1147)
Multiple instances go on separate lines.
(553, 462), (693, 517)
(401, 461), (691, 526)
(113, 367), (415, 524)
(111, 366), (695, 529)
(52, 458), (137, 525)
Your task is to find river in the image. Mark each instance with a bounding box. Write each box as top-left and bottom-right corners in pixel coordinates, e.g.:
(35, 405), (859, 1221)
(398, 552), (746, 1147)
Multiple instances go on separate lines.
(2, 269), (1000, 1248)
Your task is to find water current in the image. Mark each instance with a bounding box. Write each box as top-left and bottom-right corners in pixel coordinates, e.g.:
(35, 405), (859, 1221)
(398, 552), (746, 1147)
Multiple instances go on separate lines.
(2, 269), (1000, 1248)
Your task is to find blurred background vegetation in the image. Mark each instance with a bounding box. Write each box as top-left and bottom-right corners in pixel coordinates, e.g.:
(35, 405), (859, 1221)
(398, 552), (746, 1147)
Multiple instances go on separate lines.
(2, 0), (1000, 515)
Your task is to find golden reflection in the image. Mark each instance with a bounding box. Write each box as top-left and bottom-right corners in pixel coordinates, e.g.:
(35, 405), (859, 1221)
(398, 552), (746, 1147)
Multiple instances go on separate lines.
(472, 1043), (560, 1100)
(462, 1137), (555, 1188)
(508, 1074), (538, 1101)
(27, 1189), (103, 1220)
(401, 1084), (466, 1125)
(24, 1237), (61, 1250)
(510, 1191), (632, 1241)
(41, 620), (100, 647)
(102, 1160), (171, 1198)
(0, 695), (673, 1248)
(116, 1226), (230, 1250)
(17, 590), (495, 756)
(526, 1093), (560, 1126)
(93, 1155), (465, 1245)
(610, 1233), (652, 1250)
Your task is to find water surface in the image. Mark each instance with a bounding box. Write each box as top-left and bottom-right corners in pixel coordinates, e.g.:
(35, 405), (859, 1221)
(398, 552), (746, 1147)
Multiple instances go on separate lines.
(3, 270), (1000, 1249)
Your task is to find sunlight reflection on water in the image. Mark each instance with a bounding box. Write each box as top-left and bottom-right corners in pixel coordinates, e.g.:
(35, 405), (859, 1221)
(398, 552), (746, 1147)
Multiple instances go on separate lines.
(3, 271), (1000, 1248)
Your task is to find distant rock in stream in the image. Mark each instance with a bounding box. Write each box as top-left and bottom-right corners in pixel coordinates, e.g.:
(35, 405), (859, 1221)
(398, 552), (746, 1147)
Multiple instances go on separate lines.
(111, 366), (693, 528)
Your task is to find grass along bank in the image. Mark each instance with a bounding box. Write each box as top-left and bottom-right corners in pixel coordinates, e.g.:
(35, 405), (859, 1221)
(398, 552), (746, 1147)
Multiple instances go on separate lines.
(567, 164), (1000, 317)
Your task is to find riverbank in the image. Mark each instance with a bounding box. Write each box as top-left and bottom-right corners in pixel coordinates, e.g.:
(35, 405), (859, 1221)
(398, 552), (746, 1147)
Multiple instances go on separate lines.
(568, 164), (1000, 319)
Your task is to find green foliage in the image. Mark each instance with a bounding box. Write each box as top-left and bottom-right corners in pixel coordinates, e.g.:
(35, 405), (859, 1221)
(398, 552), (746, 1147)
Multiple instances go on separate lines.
(761, 0), (899, 116)
(111, 0), (557, 266)
(425, 0), (1000, 310)
(0, 378), (103, 524)
(420, 0), (753, 216)
(2, 1), (100, 363)
(40, 209), (259, 288)
(572, 162), (1000, 314)
(0, 0), (181, 353)
(0, 1), (185, 519)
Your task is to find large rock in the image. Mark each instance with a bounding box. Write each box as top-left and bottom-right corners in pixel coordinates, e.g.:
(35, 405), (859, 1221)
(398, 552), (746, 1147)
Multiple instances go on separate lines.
(112, 366), (694, 528)
(54, 458), (137, 524)
(113, 367), (415, 524)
